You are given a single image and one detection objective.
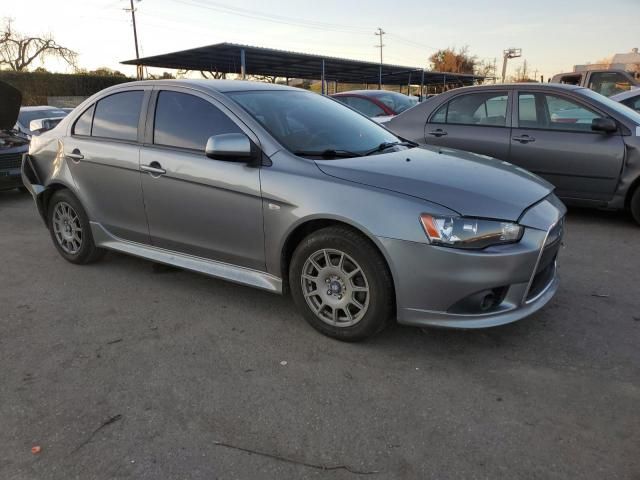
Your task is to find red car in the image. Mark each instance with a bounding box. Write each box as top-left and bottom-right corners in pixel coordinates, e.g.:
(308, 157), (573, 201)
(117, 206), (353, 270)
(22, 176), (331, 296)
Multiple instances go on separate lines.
(331, 90), (419, 122)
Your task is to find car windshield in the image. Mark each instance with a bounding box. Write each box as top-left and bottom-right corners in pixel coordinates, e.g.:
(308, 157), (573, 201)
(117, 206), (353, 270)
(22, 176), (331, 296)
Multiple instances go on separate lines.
(580, 88), (640, 125)
(18, 109), (68, 126)
(228, 90), (401, 157)
(368, 91), (419, 113)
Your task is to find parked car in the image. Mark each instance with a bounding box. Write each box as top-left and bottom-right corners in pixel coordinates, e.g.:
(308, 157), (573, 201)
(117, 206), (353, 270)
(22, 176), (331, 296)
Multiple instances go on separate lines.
(0, 81), (29, 192)
(23, 80), (565, 341)
(331, 90), (418, 122)
(611, 88), (640, 113)
(15, 106), (69, 137)
(387, 83), (640, 224)
(551, 69), (639, 97)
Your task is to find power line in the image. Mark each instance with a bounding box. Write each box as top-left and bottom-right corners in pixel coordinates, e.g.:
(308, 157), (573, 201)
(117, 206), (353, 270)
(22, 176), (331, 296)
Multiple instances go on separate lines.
(169, 0), (372, 35)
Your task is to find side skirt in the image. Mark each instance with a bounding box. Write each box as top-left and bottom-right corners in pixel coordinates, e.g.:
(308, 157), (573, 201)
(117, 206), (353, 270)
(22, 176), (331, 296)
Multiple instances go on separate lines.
(90, 222), (282, 294)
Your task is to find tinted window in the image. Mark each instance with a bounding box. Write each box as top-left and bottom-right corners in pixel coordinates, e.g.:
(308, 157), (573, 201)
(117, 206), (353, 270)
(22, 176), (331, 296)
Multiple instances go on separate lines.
(154, 91), (242, 150)
(92, 91), (143, 141)
(437, 92), (508, 126)
(340, 96), (386, 117)
(588, 72), (632, 97)
(73, 105), (94, 136)
(229, 90), (399, 156)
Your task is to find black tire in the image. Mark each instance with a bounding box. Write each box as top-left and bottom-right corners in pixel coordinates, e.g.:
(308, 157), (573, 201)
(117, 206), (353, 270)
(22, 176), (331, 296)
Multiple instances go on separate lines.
(47, 189), (105, 264)
(289, 226), (394, 342)
(631, 187), (640, 225)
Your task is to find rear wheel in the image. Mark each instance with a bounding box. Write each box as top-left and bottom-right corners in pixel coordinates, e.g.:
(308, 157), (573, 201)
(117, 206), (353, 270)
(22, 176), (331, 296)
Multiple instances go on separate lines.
(47, 190), (105, 264)
(289, 226), (394, 341)
(631, 187), (640, 225)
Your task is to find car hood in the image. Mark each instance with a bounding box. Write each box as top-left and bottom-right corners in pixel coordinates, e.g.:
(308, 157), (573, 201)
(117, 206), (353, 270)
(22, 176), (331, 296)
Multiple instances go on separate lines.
(0, 80), (22, 130)
(315, 146), (554, 221)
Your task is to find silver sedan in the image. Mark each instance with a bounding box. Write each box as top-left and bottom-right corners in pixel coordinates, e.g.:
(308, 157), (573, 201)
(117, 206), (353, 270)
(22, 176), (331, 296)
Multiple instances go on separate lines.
(23, 80), (565, 341)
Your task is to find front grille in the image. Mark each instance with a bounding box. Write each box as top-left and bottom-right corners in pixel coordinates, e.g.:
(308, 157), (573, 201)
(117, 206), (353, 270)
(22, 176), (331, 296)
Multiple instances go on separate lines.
(0, 153), (22, 171)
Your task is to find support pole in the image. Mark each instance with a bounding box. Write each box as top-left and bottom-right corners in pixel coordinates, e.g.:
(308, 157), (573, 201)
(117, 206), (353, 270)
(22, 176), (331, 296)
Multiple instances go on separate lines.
(240, 48), (246, 80)
(334, 80), (338, 94)
(127, 0), (142, 80)
(420, 69), (425, 101)
(407, 72), (412, 96)
(321, 59), (325, 95)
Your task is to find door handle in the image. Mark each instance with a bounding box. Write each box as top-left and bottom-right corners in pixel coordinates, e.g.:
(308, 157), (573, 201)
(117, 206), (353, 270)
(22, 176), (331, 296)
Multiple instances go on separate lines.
(140, 161), (166, 176)
(428, 129), (448, 137)
(66, 148), (84, 161)
(512, 135), (535, 144)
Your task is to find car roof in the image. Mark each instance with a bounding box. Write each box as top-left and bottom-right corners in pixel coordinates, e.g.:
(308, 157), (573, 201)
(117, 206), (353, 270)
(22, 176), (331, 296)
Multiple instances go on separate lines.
(107, 79), (300, 93)
(440, 83), (585, 93)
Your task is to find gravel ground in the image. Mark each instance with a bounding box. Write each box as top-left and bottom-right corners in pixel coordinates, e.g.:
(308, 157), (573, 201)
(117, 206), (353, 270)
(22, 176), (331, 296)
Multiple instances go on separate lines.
(1, 189), (639, 480)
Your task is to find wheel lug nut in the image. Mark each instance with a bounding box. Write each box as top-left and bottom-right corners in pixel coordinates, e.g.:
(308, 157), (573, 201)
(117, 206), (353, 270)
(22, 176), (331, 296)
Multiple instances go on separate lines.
(338, 295), (342, 300)
(327, 290), (332, 295)
(325, 279), (330, 283)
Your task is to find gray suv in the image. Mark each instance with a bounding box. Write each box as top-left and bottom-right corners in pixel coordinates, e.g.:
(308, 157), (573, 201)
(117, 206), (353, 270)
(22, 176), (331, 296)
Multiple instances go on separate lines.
(23, 80), (565, 341)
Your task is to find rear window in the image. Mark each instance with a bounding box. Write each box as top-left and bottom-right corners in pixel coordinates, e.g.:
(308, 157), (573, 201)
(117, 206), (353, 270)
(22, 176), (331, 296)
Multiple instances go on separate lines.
(92, 91), (144, 142)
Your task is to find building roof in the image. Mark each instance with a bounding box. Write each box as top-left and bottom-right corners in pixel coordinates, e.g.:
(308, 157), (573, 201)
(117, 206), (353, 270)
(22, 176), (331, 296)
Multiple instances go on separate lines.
(122, 42), (483, 86)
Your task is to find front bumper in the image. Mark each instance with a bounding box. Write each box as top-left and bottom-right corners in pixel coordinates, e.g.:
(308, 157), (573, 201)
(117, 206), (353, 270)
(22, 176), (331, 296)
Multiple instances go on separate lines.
(0, 151), (25, 191)
(380, 196), (566, 329)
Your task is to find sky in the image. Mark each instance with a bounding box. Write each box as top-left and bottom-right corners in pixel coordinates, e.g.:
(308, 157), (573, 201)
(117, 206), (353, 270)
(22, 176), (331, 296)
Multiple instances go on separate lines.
(6, 0), (640, 81)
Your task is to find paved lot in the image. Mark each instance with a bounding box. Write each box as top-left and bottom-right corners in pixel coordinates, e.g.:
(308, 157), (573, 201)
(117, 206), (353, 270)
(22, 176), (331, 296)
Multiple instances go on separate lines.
(1, 190), (639, 480)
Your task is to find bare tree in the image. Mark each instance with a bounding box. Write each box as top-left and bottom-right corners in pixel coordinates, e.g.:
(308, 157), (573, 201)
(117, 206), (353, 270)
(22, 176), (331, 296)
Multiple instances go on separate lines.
(0, 18), (77, 71)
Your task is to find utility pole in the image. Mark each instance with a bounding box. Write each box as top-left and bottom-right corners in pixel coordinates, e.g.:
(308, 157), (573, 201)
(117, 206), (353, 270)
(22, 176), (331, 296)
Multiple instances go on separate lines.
(374, 27), (385, 89)
(501, 48), (522, 83)
(125, 0), (143, 80)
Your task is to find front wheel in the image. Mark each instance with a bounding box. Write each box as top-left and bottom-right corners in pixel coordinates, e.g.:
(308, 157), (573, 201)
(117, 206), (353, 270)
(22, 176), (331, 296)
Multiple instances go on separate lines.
(289, 226), (394, 342)
(47, 189), (105, 264)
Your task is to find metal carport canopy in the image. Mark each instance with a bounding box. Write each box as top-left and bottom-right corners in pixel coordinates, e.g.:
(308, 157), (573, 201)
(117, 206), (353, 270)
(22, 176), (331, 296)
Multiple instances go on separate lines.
(121, 42), (482, 86)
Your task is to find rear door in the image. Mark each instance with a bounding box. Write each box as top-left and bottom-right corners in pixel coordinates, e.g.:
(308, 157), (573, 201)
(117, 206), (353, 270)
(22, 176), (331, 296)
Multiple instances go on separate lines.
(65, 89), (150, 243)
(423, 90), (512, 160)
(510, 90), (626, 201)
(139, 87), (265, 270)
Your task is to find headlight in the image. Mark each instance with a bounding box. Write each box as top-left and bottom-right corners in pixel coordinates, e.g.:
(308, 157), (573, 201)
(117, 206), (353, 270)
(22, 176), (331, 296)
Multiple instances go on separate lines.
(420, 214), (523, 249)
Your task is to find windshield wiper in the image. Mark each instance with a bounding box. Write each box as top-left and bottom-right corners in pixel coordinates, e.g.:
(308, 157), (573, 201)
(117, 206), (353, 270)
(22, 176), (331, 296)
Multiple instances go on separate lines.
(293, 149), (363, 159)
(362, 140), (417, 156)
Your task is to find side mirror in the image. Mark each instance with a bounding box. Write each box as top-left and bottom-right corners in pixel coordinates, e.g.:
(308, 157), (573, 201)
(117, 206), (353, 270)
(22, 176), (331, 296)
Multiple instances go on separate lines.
(29, 117), (64, 134)
(591, 117), (617, 133)
(205, 133), (258, 164)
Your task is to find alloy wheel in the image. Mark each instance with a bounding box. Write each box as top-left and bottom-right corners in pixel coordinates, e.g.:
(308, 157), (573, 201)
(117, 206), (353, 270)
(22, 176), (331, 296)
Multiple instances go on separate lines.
(300, 249), (370, 327)
(52, 202), (83, 255)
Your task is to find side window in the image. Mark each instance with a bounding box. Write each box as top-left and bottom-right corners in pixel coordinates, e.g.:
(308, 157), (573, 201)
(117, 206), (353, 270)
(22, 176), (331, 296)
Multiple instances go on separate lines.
(588, 72), (632, 97)
(72, 104), (95, 136)
(519, 93), (603, 132)
(153, 91), (242, 150)
(518, 94), (538, 127)
(430, 103), (447, 123)
(545, 94), (600, 132)
(342, 97), (386, 118)
(442, 92), (508, 126)
(92, 91), (143, 141)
